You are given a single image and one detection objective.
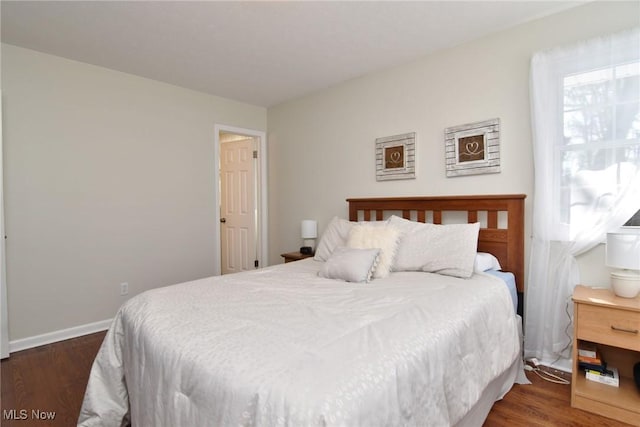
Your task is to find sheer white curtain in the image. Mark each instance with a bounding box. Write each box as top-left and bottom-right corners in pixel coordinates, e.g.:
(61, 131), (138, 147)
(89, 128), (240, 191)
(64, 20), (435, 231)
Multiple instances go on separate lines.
(526, 28), (640, 365)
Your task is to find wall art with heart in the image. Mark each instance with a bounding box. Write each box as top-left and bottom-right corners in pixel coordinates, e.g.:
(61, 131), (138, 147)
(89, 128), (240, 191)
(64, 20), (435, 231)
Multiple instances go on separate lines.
(375, 132), (416, 181)
(444, 118), (500, 177)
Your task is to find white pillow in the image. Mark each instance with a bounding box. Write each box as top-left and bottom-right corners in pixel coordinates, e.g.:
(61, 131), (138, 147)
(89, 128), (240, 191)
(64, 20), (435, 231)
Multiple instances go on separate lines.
(388, 215), (429, 271)
(388, 215), (480, 278)
(474, 252), (502, 273)
(318, 247), (380, 283)
(314, 217), (353, 261)
(346, 224), (400, 278)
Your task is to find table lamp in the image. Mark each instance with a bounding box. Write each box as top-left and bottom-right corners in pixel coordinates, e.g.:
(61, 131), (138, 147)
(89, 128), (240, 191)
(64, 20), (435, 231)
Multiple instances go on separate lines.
(606, 227), (640, 298)
(300, 220), (317, 255)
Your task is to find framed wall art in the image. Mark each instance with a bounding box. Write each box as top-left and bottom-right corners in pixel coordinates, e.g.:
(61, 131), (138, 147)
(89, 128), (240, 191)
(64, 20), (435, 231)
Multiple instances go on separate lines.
(444, 118), (500, 177)
(375, 132), (416, 181)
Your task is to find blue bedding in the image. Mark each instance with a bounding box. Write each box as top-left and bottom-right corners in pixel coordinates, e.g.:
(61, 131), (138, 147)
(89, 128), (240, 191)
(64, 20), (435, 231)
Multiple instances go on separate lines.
(484, 270), (518, 314)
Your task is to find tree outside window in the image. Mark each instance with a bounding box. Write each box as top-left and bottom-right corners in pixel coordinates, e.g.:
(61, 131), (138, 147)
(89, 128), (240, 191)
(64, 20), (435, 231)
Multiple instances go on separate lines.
(560, 61), (640, 237)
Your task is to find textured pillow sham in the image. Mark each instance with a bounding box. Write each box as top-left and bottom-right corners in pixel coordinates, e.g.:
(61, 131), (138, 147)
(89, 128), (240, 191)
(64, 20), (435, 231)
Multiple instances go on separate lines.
(313, 217), (353, 262)
(318, 246), (380, 283)
(346, 223), (400, 278)
(474, 252), (502, 273)
(388, 215), (480, 278)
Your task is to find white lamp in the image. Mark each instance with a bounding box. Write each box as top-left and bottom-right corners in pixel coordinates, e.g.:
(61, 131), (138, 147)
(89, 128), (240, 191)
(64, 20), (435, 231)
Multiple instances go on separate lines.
(606, 227), (640, 298)
(300, 220), (317, 255)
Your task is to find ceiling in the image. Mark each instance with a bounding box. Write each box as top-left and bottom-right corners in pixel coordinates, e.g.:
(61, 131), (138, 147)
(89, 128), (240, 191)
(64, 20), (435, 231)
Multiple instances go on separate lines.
(1, 1), (584, 107)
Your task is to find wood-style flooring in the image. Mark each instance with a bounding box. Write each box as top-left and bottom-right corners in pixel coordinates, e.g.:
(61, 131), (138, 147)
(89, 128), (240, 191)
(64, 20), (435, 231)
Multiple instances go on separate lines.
(0, 332), (632, 426)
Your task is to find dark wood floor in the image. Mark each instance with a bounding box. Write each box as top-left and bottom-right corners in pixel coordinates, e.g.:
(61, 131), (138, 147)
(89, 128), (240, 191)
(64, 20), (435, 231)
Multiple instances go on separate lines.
(0, 332), (631, 426)
(1, 332), (105, 427)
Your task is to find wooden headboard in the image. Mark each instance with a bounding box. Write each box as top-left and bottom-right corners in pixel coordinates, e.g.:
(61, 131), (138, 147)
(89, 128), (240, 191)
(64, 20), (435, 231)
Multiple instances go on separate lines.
(347, 194), (526, 296)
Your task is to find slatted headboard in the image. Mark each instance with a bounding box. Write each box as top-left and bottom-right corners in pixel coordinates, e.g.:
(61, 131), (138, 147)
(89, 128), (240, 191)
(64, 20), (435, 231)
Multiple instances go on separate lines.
(347, 194), (526, 297)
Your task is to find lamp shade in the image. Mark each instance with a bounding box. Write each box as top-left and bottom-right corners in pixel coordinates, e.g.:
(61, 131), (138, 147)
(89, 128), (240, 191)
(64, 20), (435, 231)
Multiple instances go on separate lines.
(301, 220), (318, 239)
(606, 227), (640, 270)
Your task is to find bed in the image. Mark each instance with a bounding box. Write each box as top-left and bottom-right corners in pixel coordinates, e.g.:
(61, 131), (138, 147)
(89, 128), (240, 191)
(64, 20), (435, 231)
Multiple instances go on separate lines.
(78, 194), (527, 427)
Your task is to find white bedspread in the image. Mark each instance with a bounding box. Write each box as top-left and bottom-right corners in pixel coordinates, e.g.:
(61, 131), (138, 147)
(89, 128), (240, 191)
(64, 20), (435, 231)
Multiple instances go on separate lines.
(78, 259), (521, 427)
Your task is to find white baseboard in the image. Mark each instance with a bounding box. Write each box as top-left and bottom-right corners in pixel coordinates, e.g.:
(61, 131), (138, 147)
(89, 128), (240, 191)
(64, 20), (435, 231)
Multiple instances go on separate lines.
(9, 318), (112, 354)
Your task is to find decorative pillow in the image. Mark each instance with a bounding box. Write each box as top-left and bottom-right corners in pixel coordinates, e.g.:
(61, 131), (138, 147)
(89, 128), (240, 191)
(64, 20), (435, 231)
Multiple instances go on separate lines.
(346, 224), (400, 278)
(474, 252), (502, 273)
(318, 247), (380, 283)
(314, 217), (353, 261)
(388, 215), (480, 278)
(313, 217), (389, 262)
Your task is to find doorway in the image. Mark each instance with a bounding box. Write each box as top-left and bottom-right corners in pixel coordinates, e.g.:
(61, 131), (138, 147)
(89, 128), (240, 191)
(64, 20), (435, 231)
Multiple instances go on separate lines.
(214, 125), (267, 276)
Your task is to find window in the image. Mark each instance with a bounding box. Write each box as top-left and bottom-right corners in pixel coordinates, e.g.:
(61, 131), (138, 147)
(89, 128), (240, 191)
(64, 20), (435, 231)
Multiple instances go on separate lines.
(559, 60), (640, 238)
(526, 28), (640, 363)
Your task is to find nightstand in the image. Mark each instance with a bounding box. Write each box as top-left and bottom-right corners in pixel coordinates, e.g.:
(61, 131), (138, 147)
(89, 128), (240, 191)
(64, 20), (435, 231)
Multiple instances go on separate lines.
(280, 251), (313, 263)
(571, 285), (640, 426)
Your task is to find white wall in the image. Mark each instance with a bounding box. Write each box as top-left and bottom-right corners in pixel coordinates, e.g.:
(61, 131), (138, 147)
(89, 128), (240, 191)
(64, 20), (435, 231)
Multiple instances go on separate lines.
(266, 0), (640, 285)
(2, 1), (637, 344)
(1, 44), (267, 341)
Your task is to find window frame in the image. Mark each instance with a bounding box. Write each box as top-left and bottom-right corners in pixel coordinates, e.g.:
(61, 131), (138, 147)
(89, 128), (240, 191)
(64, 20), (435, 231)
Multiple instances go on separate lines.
(554, 58), (640, 236)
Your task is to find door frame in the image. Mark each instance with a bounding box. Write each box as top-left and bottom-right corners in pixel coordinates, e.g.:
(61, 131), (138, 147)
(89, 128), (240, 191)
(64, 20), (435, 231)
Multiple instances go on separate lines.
(213, 124), (267, 276)
(1, 92), (8, 358)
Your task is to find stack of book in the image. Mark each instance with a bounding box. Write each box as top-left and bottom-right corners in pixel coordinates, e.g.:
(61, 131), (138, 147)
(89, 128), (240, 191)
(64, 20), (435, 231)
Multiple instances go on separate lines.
(578, 341), (619, 387)
(586, 367), (620, 387)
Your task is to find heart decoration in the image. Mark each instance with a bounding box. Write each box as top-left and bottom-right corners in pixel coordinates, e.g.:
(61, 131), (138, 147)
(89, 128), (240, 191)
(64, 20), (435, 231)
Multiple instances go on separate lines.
(465, 141), (480, 155)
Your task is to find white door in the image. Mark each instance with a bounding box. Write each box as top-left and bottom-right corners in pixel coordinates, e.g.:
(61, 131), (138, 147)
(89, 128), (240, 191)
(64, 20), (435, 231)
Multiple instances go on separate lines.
(220, 137), (257, 274)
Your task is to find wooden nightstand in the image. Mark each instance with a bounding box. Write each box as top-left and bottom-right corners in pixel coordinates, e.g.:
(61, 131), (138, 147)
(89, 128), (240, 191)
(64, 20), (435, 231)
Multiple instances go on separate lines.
(280, 251), (313, 263)
(571, 285), (640, 426)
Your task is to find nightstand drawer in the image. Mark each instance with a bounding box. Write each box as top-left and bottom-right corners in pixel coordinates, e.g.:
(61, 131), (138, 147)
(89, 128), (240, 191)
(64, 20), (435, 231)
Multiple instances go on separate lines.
(576, 303), (640, 351)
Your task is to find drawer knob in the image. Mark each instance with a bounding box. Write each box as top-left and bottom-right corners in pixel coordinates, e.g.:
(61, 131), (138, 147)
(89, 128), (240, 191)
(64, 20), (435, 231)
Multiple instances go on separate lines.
(611, 325), (639, 334)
